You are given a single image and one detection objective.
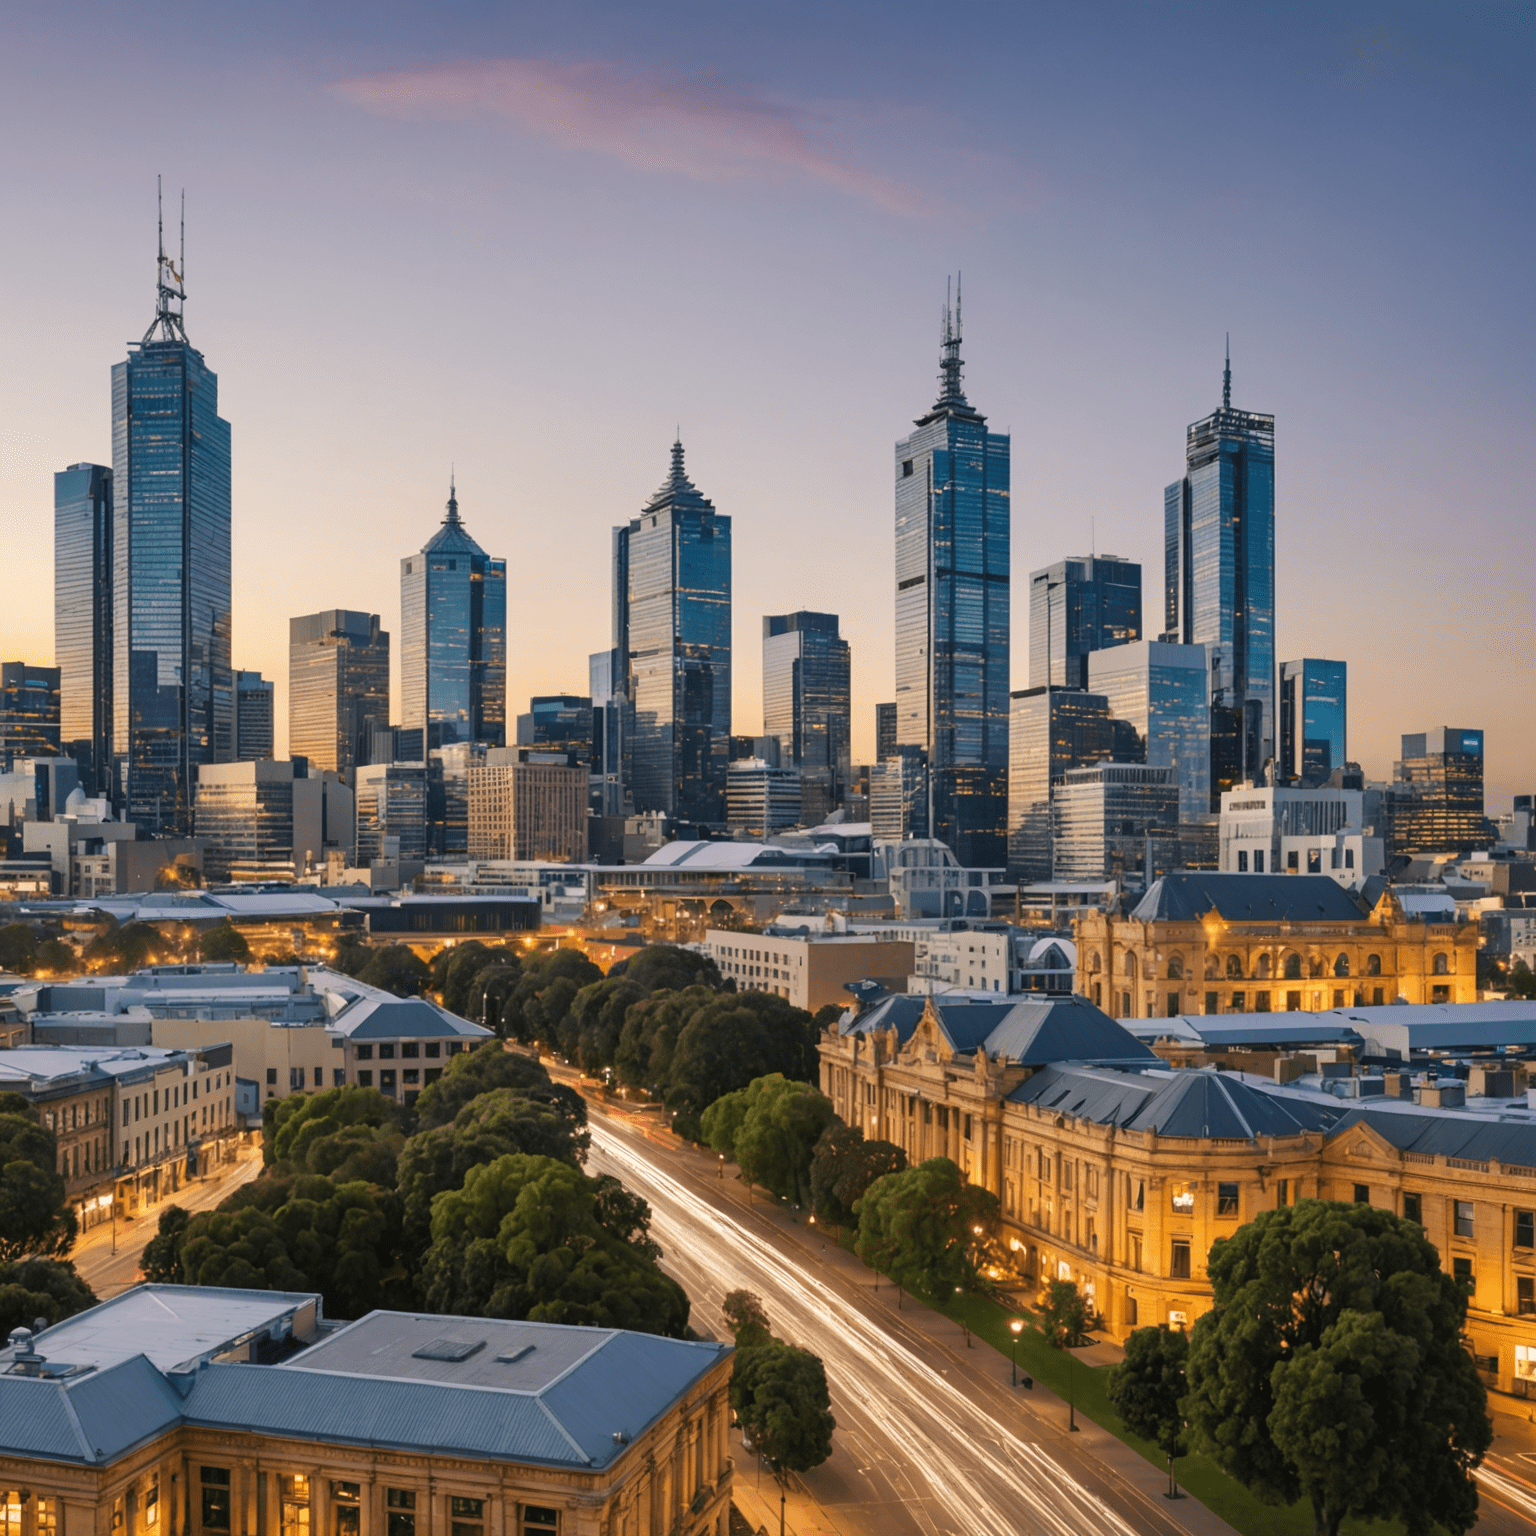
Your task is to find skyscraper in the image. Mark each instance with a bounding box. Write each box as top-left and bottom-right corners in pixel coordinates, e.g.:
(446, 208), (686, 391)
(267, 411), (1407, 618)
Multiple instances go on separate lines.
(1390, 728), (1487, 855)
(763, 611), (850, 824)
(54, 462), (113, 795)
(0, 663), (61, 770)
(289, 610), (391, 782)
(1279, 659), (1347, 787)
(232, 671), (274, 762)
(613, 440), (731, 828)
(1028, 556), (1141, 689)
(894, 282), (1010, 865)
(400, 478), (506, 751)
(1006, 687), (1114, 882)
(112, 192), (233, 833)
(875, 702), (897, 764)
(1163, 345), (1275, 794)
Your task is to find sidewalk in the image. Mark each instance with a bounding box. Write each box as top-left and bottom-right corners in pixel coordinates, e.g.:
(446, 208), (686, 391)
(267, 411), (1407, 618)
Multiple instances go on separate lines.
(729, 1430), (842, 1536)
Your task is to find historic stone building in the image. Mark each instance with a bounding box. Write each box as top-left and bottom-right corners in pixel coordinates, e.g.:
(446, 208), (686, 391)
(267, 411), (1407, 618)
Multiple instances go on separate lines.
(1074, 872), (1478, 1021)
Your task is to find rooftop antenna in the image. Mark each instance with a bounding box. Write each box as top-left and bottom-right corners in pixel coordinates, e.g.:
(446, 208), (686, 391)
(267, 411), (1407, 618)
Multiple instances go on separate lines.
(445, 467), (460, 525)
(937, 272), (966, 406)
(142, 175), (189, 347)
(1222, 333), (1231, 410)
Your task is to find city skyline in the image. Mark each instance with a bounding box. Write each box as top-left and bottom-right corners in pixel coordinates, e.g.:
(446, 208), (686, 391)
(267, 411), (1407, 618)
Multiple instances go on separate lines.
(0, 3), (1529, 808)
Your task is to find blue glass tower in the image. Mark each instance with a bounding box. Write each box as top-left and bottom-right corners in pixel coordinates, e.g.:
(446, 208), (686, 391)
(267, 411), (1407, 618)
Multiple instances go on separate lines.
(1163, 345), (1275, 801)
(1028, 555), (1141, 689)
(1280, 658), (1347, 787)
(400, 478), (507, 750)
(54, 462), (113, 795)
(613, 440), (731, 828)
(894, 282), (1010, 866)
(111, 197), (232, 833)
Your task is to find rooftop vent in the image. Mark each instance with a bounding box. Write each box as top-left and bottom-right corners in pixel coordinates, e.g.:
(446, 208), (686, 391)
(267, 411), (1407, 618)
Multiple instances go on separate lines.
(411, 1338), (485, 1363)
(496, 1344), (536, 1364)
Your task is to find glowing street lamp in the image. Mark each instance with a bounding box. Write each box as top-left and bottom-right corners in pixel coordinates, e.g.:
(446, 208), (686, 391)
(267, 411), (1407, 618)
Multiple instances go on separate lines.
(1010, 1318), (1023, 1385)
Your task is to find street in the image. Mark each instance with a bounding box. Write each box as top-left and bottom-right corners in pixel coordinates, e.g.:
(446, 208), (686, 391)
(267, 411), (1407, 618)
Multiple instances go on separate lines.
(69, 1142), (264, 1298)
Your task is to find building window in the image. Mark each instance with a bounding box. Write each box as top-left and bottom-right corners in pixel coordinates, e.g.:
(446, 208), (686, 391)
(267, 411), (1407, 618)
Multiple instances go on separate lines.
(0, 1493), (21, 1536)
(1237, 850), (1248, 872)
(520, 1512), (559, 1536)
(1307, 849), (1322, 873)
(1204, 990), (1218, 1014)
(331, 1486), (360, 1536)
(1520, 1277), (1536, 1317)
(1353, 1183), (1369, 1205)
(1287, 850), (1299, 872)
(279, 1476), (310, 1536)
(1403, 1192), (1422, 1226)
(1125, 1294), (1138, 1327)
(1167, 992), (1180, 1017)
(1372, 987), (1384, 1006)
(333, 1069), (346, 1087)
(355, 1045), (373, 1061)
(403, 1070), (420, 1085)
(35, 1500), (56, 1536)
(1366, 953), (1382, 976)
(357, 1071), (373, 1088)
(379, 1044), (396, 1059)
(1128, 1233), (1142, 1271)
(1231, 991), (1245, 1011)
(1432, 952), (1449, 976)
(380, 1071), (397, 1093)
(1431, 985), (1450, 1003)
(1170, 1240), (1191, 1279)
(145, 1475), (161, 1529)
(1453, 1256), (1474, 1292)
(1518, 1345), (1536, 1382)
(1454, 1200), (1474, 1239)
(200, 1471), (232, 1533)
(1170, 1183), (1194, 1215)
(1277, 1179), (1290, 1206)
(1129, 1176), (1144, 1211)
(1217, 1183), (1239, 1217)
(386, 1491), (416, 1536)
(1254, 850), (1264, 872)
(1334, 953), (1350, 978)
(266, 1068), (278, 1085)
(1286, 991), (1302, 1011)
(450, 1499), (484, 1536)
(425, 1042), (440, 1058)
(1517, 1210), (1534, 1249)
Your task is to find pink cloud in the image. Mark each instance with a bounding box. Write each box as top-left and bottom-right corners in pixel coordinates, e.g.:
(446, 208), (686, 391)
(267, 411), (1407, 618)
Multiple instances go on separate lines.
(335, 57), (926, 215)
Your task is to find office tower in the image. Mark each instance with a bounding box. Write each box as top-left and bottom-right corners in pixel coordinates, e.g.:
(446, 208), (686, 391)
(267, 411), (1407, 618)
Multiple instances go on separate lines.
(112, 195), (233, 833)
(1279, 659), (1346, 788)
(1389, 728), (1487, 855)
(355, 762), (430, 865)
(0, 663), (61, 770)
(54, 463), (113, 794)
(517, 695), (594, 761)
(289, 611), (391, 782)
(612, 440), (731, 827)
(468, 749), (587, 862)
(1163, 345), (1276, 792)
(875, 702), (897, 764)
(194, 760), (298, 883)
(400, 477), (507, 750)
(428, 740), (483, 858)
(1028, 556), (1141, 690)
(589, 649), (631, 819)
(763, 611), (850, 825)
(1053, 764), (1179, 883)
(293, 770), (356, 872)
(232, 671), (274, 761)
(1088, 641), (1211, 825)
(894, 282), (1010, 865)
(1006, 687), (1114, 881)
(870, 747), (929, 844)
(726, 759), (803, 839)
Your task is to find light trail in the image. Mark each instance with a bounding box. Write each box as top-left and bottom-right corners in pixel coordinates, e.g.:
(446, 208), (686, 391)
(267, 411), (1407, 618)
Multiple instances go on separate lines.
(591, 1118), (1154, 1536)
(1478, 1465), (1536, 1527)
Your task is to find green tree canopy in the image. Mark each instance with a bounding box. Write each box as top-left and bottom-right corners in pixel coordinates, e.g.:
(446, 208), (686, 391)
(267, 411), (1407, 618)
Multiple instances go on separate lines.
(612, 985), (719, 1094)
(722, 1288), (773, 1351)
(731, 1342), (836, 1488)
(329, 932), (372, 978)
(412, 1041), (588, 1134)
(141, 1206), (193, 1284)
(809, 1122), (907, 1228)
(356, 944), (432, 998)
(663, 993), (820, 1128)
(263, 1085), (406, 1183)
(702, 1076), (836, 1205)
(561, 975), (645, 1071)
(83, 919), (170, 973)
(198, 921), (251, 963)
(33, 938), (76, 976)
(0, 1257), (97, 1336)
(855, 1156), (999, 1299)
(612, 945), (723, 994)
(0, 924), (37, 974)
(1184, 1199), (1491, 1536)
(0, 1107), (76, 1260)
(1040, 1277), (1090, 1348)
(1108, 1324), (1190, 1495)
(420, 1153), (688, 1335)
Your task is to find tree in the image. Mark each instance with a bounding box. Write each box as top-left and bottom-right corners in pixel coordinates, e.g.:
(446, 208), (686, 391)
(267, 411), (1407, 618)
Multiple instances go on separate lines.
(198, 921), (251, 963)
(83, 919), (168, 973)
(722, 1288), (773, 1350)
(0, 1257), (96, 1336)
(1184, 1199), (1491, 1536)
(263, 1085), (405, 1179)
(612, 945), (723, 994)
(731, 1343), (836, 1536)
(855, 1157), (998, 1299)
(562, 975), (645, 1071)
(612, 985), (718, 1092)
(0, 1106), (76, 1260)
(432, 941), (501, 1015)
(357, 944), (431, 998)
(498, 949), (605, 1048)
(703, 1076), (836, 1205)
(33, 938), (76, 976)
(811, 1003), (844, 1033)
(420, 1153), (689, 1336)
(1108, 1325), (1190, 1497)
(141, 1206), (193, 1283)
(0, 924), (37, 975)
(330, 932), (372, 978)
(662, 993), (820, 1128)
(810, 1122), (907, 1228)
(1040, 1277), (1090, 1348)
(463, 962), (523, 1031)
(412, 1040), (588, 1136)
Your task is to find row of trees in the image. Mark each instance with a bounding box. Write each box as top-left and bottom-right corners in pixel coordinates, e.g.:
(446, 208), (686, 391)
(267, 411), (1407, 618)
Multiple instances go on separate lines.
(142, 1043), (690, 1335)
(0, 923), (73, 976)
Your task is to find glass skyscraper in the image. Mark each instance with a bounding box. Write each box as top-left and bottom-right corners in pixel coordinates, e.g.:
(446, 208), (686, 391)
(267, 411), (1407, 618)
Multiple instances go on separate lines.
(613, 440), (731, 828)
(1390, 728), (1487, 855)
(763, 611), (850, 824)
(232, 671), (274, 761)
(53, 462), (113, 794)
(894, 283), (1010, 866)
(1028, 556), (1141, 689)
(1006, 686), (1114, 881)
(289, 610), (391, 782)
(400, 479), (506, 750)
(111, 223), (233, 833)
(1163, 349), (1275, 795)
(0, 663), (61, 770)
(1279, 658), (1346, 787)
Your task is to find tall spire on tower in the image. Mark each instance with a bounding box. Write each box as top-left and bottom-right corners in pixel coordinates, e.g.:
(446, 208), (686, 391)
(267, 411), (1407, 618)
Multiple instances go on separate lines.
(937, 273), (967, 407)
(142, 176), (189, 347)
(444, 469), (461, 526)
(1223, 334), (1231, 410)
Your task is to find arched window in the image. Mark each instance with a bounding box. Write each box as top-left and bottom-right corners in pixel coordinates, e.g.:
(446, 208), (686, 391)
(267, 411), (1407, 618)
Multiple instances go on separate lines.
(1309, 956), (1325, 979)
(1090, 951), (1102, 974)
(1334, 953), (1350, 978)
(1257, 953), (1273, 979)
(1284, 953), (1302, 981)
(1366, 953), (1382, 976)
(1205, 955), (1220, 980)
(1433, 952), (1449, 976)
(1124, 953), (1138, 980)
(1166, 955), (1185, 980)
(1226, 954), (1244, 980)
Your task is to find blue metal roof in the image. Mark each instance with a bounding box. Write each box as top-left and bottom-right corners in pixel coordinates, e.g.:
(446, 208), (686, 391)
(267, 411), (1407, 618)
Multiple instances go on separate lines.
(1131, 873), (1367, 924)
(1329, 1106), (1536, 1167)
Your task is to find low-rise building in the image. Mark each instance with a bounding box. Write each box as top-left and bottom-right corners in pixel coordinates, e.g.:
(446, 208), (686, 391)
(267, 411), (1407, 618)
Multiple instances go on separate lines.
(704, 927), (913, 1012)
(1218, 784), (1384, 885)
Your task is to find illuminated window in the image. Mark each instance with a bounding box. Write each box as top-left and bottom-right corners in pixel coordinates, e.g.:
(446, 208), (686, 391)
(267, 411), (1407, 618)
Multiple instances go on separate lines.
(451, 1499), (484, 1536)
(0, 1492), (23, 1536)
(1518, 1345), (1536, 1381)
(521, 1511), (559, 1536)
(386, 1491), (416, 1536)
(331, 1485), (360, 1536)
(146, 1474), (160, 1530)
(279, 1476), (310, 1536)
(1170, 1183), (1195, 1214)
(201, 1468), (232, 1532)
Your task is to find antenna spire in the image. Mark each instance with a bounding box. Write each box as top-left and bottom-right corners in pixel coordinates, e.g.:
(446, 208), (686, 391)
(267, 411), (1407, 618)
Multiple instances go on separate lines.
(936, 272), (967, 407)
(142, 176), (189, 346)
(1222, 333), (1231, 410)
(445, 469), (460, 525)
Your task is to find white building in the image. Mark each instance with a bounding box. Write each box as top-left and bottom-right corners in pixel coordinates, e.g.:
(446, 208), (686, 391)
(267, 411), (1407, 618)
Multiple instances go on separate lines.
(705, 927), (914, 1012)
(874, 838), (1009, 919)
(1219, 785), (1384, 886)
(726, 759), (802, 838)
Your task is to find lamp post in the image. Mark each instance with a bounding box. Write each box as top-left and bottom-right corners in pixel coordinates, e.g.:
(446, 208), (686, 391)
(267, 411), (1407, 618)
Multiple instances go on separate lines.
(1010, 1318), (1023, 1386)
(717, 1154), (725, 1180)
(1069, 1351), (1080, 1432)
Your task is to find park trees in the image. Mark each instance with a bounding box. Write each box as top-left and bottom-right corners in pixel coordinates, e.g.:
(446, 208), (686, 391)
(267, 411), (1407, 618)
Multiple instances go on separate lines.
(412, 1041), (588, 1139)
(809, 1122), (907, 1228)
(263, 1085), (406, 1184)
(498, 949), (605, 1049)
(0, 1102), (77, 1259)
(198, 921), (251, 963)
(1184, 1199), (1491, 1536)
(1039, 1277), (1091, 1348)
(84, 919), (170, 973)
(701, 1076), (836, 1205)
(1108, 1324), (1190, 1498)
(356, 944), (431, 998)
(0, 1256), (97, 1336)
(0, 924), (37, 974)
(855, 1157), (999, 1300)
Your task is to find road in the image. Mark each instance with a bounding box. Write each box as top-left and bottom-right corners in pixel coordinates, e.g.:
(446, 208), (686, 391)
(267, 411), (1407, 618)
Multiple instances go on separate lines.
(69, 1143), (264, 1298)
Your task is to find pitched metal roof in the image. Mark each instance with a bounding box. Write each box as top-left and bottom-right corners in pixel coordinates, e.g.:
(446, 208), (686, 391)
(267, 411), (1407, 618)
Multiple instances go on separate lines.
(0, 1356), (190, 1465)
(1131, 873), (1368, 924)
(839, 994), (932, 1044)
(1329, 1106), (1536, 1167)
(975, 995), (1161, 1067)
(330, 997), (493, 1041)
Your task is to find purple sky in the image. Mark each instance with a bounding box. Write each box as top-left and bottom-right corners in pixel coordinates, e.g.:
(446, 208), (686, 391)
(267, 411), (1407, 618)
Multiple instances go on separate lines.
(1, 1), (1530, 808)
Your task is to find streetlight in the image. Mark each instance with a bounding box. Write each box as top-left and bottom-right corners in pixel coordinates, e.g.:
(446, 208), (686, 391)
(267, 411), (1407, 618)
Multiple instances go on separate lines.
(954, 1286), (970, 1347)
(717, 1154), (725, 1180)
(1069, 1351), (1079, 1432)
(1009, 1318), (1023, 1385)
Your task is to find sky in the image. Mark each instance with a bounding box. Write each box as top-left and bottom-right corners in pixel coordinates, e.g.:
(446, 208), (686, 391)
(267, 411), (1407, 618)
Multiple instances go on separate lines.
(0, 0), (1531, 809)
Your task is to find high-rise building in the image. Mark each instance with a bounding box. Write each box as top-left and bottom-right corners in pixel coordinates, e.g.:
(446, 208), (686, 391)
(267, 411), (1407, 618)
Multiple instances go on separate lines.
(875, 702), (897, 765)
(288, 610), (391, 782)
(1279, 659), (1347, 788)
(613, 440), (731, 828)
(194, 760), (297, 883)
(1028, 556), (1141, 690)
(1088, 641), (1211, 825)
(1162, 346), (1275, 793)
(232, 671), (274, 762)
(0, 663), (61, 770)
(589, 649), (631, 819)
(355, 762), (429, 865)
(517, 695), (593, 761)
(1052, 764), (1180, 884)
(400, 478), (506, 751)
(870, 746), (929, 844)
(726, 759), (803, 839)
(112, 197), (233, 833)
(1006, 687), (1115, 882)
(428, 740), (483, 858)
(763, 611), (850, 825)
(894, 283), (1010, 865)
(53, 463), (113, 795)
(468, 749), (587, 862)
(1390, 728), (1487, 855)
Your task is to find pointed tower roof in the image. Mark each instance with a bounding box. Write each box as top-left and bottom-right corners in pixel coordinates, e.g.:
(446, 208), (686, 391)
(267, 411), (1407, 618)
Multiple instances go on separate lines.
(915, 274), (985, 426)
(1223, 334), (1232, 410)
(639, 436), (715, 518)
(422, 473), (488, 557)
